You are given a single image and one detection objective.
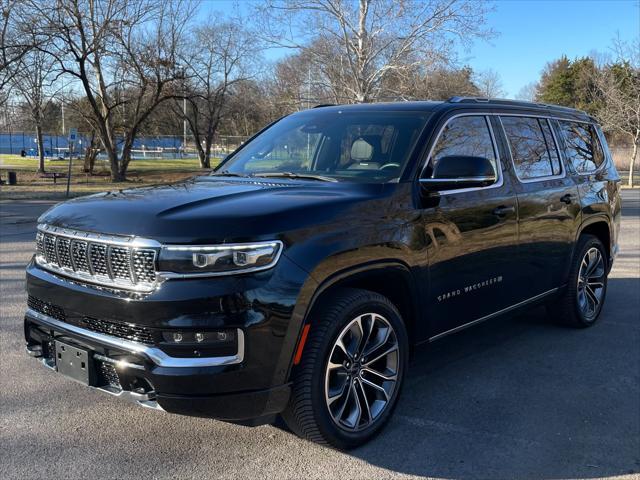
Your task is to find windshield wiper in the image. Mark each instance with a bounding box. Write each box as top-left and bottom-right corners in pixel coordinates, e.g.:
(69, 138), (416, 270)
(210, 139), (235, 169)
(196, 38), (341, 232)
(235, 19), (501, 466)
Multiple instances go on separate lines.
(210, 170), (251, 178)
(253, 172), (338, 182)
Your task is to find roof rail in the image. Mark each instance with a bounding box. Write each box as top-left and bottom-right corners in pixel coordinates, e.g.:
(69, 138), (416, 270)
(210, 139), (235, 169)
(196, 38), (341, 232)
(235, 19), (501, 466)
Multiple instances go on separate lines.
(312, 104), (335, 108)
(446, 96), (588, 115)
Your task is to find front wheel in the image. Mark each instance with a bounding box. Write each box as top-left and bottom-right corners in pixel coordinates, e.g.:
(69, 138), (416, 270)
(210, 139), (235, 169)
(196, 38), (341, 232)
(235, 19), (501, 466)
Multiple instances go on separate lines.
(282, 288), (408, 449)
(547, 234), (608, 328)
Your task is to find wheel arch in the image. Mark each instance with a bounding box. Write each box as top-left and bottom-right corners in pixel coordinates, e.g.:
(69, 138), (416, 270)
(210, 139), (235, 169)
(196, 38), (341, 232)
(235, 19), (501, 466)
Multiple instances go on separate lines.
(287, 261), (421, 379)
(576, 216), (612, 266)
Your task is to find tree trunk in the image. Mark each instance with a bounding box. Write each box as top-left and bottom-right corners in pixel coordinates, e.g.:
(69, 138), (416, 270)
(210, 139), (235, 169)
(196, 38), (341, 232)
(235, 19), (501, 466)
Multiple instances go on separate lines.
(105, 148), (123, 182)
(83, 133), (98, 174)
(194, 137), (207, 168)
(118, 129), (142, 181)
(203, 135), (213, 169)
(119, 142), (133, 181)
(97, 118), (123, 182)
(35, 124), (45, 173)
(629, 138), (638, 188)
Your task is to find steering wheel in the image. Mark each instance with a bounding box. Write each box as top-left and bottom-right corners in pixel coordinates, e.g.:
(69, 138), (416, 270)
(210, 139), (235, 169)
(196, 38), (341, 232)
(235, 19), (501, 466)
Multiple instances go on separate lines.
(380, 163), (400, 170)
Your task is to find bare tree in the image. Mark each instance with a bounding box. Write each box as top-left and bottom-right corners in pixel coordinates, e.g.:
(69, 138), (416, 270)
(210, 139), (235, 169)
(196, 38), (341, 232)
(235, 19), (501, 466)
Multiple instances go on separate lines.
(27, 0), (195, 181)
(474, 68), (505, 98)
(260, 0), (492, 103)
(516, 82), (538, 102)
(595, 38), (640, 187)
(0, 0), (34, 97)
(8, 32), (61, 172)
(179, 17), (259, 168)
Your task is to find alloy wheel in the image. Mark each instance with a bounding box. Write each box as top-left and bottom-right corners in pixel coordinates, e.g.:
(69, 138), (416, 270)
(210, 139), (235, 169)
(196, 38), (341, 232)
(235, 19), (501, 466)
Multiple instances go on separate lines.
(577, 247), (606, 320)
(324, 313), (399, 432)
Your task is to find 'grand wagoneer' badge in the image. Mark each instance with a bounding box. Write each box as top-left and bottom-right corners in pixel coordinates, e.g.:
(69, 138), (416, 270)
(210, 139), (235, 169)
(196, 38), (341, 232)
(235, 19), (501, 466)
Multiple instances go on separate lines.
(437, 276), (503, 302)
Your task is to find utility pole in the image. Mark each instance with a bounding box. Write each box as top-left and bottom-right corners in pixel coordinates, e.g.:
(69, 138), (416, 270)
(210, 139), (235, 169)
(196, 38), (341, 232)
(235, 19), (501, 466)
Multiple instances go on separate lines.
(61, 102), (65, 135)
(181, 66), (187, 156)
(183, 96), (187, 153)
(308, 65), (311, 109)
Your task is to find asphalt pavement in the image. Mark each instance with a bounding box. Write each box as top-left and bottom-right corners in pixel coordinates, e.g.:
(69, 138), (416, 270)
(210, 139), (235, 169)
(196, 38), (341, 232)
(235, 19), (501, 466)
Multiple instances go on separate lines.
(1, 191), (639, 480)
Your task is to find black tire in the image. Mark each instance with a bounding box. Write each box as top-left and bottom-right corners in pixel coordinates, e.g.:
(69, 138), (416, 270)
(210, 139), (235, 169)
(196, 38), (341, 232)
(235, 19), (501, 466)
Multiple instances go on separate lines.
(547, 234), (608, 328)
(282, 288), (409, 449)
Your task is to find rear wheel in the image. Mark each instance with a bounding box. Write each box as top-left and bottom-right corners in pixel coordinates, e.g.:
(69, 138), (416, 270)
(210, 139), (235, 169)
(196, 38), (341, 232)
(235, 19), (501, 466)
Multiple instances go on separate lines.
(282, 288), (408, 449)
(547, 234), (608, 328)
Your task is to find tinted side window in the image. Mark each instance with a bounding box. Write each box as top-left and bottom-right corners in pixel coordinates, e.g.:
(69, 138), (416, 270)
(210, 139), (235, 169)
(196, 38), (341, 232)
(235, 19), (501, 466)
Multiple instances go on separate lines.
(558, 121), (604, 173)
(427, 116), (497, 179)
(500, 116), (560, 179)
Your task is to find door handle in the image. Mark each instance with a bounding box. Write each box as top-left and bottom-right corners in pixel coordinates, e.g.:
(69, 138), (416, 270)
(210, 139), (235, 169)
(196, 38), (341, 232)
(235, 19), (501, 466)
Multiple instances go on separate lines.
(560, 194), (574, 204)
(493, 205), (515, 217)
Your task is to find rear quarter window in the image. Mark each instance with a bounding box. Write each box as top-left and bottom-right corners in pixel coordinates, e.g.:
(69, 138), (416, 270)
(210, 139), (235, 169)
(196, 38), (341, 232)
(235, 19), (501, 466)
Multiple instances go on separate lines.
(557, 121), (605, 173)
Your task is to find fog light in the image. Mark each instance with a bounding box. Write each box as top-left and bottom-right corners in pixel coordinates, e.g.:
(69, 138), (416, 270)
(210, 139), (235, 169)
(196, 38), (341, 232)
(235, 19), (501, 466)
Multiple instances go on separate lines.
(162, 329), (236, 344)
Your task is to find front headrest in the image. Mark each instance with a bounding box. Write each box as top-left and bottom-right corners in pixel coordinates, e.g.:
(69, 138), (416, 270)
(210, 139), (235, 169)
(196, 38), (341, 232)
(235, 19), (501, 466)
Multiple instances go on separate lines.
(350, 138), (373, 161)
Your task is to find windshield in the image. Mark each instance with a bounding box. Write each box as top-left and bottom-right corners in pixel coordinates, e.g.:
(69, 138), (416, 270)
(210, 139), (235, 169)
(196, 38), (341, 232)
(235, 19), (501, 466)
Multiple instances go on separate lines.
(217, 109), (430, 182)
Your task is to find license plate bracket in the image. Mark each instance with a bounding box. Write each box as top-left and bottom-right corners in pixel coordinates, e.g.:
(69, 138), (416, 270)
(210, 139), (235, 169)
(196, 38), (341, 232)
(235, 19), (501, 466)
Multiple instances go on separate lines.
(55, 340), (95, 386)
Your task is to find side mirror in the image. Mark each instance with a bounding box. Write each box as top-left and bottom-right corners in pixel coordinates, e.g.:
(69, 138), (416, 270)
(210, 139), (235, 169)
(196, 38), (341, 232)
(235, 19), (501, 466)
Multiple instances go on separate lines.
(420, 155), (496, 191)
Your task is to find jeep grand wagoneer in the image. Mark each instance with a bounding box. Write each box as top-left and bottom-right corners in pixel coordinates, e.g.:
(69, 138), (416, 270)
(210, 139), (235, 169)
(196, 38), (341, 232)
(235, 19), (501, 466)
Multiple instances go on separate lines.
(25, 97), (621, 448)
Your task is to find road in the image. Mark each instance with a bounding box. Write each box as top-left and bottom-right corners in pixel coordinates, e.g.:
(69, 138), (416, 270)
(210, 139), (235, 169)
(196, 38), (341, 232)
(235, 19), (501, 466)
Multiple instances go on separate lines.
(1, 191), (639, 480)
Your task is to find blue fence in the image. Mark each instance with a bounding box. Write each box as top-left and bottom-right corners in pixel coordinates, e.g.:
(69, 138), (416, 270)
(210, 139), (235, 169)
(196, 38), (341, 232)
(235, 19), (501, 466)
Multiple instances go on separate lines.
(0, 132), (187, 158)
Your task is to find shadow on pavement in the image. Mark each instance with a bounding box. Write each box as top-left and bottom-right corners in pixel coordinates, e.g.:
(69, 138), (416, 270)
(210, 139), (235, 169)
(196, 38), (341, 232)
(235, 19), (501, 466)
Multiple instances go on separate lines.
(345, 278), (640, 479)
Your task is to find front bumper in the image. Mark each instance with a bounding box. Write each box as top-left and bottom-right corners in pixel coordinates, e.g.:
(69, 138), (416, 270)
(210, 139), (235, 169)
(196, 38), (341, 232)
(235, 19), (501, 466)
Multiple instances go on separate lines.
(25, 308), (291, 424)
(24, 254), (312, 423)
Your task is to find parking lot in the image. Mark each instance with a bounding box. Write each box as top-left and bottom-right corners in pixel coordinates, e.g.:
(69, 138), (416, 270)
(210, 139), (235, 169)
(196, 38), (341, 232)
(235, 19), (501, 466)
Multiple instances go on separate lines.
(1, 191), (638, 480)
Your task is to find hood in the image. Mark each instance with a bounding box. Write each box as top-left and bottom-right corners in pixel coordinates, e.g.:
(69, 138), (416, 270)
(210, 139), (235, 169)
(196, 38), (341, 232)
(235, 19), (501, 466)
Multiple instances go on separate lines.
(39, 176), (385, 243)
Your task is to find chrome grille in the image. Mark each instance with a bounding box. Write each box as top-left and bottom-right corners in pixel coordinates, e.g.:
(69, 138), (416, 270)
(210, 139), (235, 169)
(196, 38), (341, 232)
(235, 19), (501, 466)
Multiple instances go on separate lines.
(56, 237), (73, 269)
(89, 243), (109, 276)
(110, 247), (131, 280)
(132, 250), (156, 283)
(71, 240), (90, 272)
(43, 233), (57, 263)
(35, 224), (158, 292)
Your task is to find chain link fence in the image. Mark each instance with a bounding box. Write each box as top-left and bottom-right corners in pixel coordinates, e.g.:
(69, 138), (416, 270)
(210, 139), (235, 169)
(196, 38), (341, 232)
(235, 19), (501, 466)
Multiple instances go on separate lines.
(0, 132), (248, 160)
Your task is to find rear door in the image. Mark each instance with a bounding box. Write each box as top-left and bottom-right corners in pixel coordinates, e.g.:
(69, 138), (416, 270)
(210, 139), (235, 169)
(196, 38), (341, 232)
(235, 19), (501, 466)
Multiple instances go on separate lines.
(419, 114), (520, 339)
(498, 115), (581, 296)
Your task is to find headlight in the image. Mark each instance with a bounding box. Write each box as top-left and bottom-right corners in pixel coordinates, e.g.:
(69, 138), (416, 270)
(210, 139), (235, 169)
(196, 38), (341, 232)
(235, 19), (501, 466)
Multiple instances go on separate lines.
(158, 240), (283, 277)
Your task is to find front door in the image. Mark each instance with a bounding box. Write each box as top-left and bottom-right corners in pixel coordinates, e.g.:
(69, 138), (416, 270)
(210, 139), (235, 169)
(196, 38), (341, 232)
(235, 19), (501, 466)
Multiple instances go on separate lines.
(419, 114), (519, 339)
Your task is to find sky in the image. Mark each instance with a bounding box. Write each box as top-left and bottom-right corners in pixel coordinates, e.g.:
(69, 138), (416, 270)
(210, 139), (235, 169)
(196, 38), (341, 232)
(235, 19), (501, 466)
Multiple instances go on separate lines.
(463, 0), (640, 97)
(201, 0), (640, 98)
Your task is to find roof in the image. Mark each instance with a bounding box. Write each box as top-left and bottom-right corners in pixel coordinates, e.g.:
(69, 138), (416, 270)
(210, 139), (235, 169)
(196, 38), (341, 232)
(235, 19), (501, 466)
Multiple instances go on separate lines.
(308, 97), (594, 122)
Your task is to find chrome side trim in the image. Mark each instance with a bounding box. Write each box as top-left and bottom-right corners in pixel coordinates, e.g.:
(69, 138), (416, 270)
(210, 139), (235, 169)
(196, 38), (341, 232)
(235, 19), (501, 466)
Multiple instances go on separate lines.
(488, 112), (593, 124)
(419, 176), (496, 185)
(26, 308), (245, 368)
(428, 288), (559, 342)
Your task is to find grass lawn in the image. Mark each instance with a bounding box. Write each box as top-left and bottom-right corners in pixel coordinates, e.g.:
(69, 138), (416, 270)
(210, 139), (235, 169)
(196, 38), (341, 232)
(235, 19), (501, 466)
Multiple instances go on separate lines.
(0, 154), (222, 200)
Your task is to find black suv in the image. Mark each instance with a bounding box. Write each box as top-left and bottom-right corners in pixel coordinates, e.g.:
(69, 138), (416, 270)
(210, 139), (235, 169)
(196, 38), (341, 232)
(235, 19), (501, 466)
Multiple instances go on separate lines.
(24, 98), (621, 449)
